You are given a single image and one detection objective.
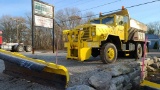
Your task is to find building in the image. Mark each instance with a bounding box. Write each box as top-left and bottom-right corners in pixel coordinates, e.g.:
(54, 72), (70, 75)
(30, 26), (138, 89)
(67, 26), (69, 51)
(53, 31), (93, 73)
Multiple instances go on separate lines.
(146, 34), (160, 49)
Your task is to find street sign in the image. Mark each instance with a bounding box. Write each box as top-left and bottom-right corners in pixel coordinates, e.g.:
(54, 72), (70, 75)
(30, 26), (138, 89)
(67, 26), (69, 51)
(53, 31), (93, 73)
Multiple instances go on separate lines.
(34, 0), (53, 18)
(32, 0), (55, 54)
(35, 15), (53, 28)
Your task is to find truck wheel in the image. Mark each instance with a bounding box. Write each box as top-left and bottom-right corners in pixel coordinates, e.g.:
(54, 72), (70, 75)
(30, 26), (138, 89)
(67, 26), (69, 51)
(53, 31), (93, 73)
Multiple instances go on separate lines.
(16, 45), (24, 52)
(24, 45), (32, 52)
(135, 44), (142, 59)
(91, 48), (100, 57)
(100, 43), (117, 64)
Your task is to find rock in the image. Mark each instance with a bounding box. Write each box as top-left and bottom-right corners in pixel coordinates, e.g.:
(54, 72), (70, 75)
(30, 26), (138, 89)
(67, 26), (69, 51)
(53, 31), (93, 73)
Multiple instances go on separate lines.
(140, 66), (147, 71)
(131, 76), (140, 89)
(116, 84), (123, 90)
(104, 64), (132, 76)
(147, 66), (156, 72)
(158, 58), (160, 62)
(145, 58), (151, 61)
(123, 83), (132, 90)
(137, 60), (148, 66)
(128, 63), (139, 70)
(147, 59), (154, 66)
(88, 71), (112, 90)
(122, 75), (130, 86)
(153, 56), (158, 63)
(128, 69), (141, 81)
(111, 76), (124, 86)
(141, 71), (148, 80)
(150, 63), (160, 69)
(108, 84), (117, 90)
(66, 85), (95, 90)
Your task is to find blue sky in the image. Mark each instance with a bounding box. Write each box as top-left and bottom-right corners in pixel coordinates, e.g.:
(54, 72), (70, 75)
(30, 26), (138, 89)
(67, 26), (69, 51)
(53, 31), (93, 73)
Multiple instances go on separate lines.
(0, 0), (160, 24)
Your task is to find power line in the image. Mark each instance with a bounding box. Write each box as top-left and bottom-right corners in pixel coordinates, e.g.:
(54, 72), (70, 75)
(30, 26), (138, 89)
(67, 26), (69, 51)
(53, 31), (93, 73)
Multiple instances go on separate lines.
(78, 0), (121, 12)
(58, 0), (160, 23)
(74, 0), (97, 7)
(56, 0), (85, 9)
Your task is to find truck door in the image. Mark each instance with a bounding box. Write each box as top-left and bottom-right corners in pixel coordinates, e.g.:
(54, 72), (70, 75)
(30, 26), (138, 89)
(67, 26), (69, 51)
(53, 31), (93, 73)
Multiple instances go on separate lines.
(116, 15), (124, 40)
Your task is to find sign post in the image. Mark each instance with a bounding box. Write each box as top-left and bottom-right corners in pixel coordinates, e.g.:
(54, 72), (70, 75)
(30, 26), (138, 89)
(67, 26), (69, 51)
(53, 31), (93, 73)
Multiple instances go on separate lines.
(32, 0), (54, 54)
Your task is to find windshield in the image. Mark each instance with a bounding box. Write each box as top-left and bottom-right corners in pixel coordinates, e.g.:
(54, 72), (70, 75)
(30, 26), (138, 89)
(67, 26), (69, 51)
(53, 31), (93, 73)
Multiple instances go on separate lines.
(102, 17), (114, 24)
(90, 19), (100, 24)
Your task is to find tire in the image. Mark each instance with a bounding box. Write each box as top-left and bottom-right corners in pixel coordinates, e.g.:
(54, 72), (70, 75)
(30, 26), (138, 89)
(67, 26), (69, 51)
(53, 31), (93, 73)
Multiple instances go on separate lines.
(24, 45), (32, 52)
(135, 43), (142, 59)
(16, 45), (24, 52)
(91, 48), (100, 57)
(100, 43), (117, 64)
(11, 46), (15, 52)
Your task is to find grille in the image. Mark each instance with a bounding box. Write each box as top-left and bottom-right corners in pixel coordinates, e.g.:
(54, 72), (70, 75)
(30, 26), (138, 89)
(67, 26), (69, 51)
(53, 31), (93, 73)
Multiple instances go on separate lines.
(81, 27), (90, 40)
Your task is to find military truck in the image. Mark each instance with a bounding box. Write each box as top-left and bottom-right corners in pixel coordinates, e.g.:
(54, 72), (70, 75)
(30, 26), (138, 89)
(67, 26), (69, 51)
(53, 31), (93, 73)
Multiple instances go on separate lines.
(63, 7), (148, 63)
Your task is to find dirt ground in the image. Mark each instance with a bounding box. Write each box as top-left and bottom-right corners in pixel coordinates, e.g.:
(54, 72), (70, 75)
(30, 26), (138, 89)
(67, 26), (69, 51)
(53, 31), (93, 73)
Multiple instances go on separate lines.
(0, 50), (159, 90)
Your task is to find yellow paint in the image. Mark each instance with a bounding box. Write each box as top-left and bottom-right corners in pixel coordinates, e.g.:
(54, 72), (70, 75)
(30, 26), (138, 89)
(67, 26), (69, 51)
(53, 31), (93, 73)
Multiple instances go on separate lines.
(0, 49), (69, 87)
(141, 80), (160, 89)
(79, 48), (91, 61)
(107, 48), (115, 60)
(125, 54), (129, 56)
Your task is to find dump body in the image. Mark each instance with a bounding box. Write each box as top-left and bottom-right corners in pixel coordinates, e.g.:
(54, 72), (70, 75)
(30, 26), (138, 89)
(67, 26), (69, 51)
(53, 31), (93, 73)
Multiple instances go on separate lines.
(63, 7), (148, 63)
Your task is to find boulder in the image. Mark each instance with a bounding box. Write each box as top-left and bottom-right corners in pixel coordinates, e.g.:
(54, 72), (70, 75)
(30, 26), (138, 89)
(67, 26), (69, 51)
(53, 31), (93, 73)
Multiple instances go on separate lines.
(152, 56), (158, 63)
(123, 83), (132, 90)
(108, 84), (117, 90)
(158, 58), (160, 62)
(150, 63), (160, 69)
(131, 76), (140, 89)
(116, 84), (123, 90)
(88, 71), (112, 90)
(104, 64), (132, 77)
(111, 76), (124, 86)
(128, 69), (141, 81)
(147, 59), (154, 66)
(137, 60), (148, 66)
(122, 75), (130, 86)
(141, 71), (148, 80)
(66, 85), (95, 90)
(140, 66), (147, 71)
(147, 66), (156, 72)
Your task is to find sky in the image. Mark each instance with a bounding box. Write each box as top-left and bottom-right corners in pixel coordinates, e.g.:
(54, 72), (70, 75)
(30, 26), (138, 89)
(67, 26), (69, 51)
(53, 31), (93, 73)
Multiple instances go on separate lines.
(0, 0), (160, 24)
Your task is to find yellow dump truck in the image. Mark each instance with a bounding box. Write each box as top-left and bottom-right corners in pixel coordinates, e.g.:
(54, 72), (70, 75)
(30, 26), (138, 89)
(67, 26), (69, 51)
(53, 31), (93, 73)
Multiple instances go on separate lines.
(63, 7), (147, 63)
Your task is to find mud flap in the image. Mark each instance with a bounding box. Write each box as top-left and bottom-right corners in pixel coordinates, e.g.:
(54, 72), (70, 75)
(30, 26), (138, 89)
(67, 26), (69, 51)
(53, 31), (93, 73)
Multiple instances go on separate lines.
(0, 49), (69, 89)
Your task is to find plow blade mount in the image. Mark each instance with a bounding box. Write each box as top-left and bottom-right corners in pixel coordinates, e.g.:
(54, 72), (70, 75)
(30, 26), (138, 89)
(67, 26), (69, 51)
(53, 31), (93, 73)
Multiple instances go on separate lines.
(0, 49), (69, 89)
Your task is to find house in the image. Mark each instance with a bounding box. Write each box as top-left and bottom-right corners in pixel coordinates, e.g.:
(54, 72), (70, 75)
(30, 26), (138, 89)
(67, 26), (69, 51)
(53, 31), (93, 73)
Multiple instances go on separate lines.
(146, 34), (160, 49)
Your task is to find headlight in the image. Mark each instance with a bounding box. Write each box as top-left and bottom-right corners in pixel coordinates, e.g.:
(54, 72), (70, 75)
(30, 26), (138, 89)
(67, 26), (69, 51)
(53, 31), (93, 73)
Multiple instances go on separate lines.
(92, 31), (96, 36)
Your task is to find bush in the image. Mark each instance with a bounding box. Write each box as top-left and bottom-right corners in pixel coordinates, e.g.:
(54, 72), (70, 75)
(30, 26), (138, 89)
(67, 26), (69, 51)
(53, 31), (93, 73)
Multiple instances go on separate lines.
(153, 41), (159, 49)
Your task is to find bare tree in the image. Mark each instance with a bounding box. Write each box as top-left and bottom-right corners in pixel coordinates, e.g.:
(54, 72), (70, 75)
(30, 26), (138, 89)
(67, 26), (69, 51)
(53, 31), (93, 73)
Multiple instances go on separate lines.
(147, 21), (160, 35)
(0, 7), (96, 50)
(82, 11), (95, 23)
(0, 15), (26, 43)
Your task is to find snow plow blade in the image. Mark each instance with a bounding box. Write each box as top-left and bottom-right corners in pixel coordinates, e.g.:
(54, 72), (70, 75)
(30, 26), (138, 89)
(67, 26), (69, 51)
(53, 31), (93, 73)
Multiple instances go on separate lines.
(0, 49), (69, 89)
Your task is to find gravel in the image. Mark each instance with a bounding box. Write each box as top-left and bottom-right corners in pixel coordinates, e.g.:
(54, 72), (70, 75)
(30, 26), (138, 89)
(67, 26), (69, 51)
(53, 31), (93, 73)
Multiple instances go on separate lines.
(0, 50), (136, 90)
